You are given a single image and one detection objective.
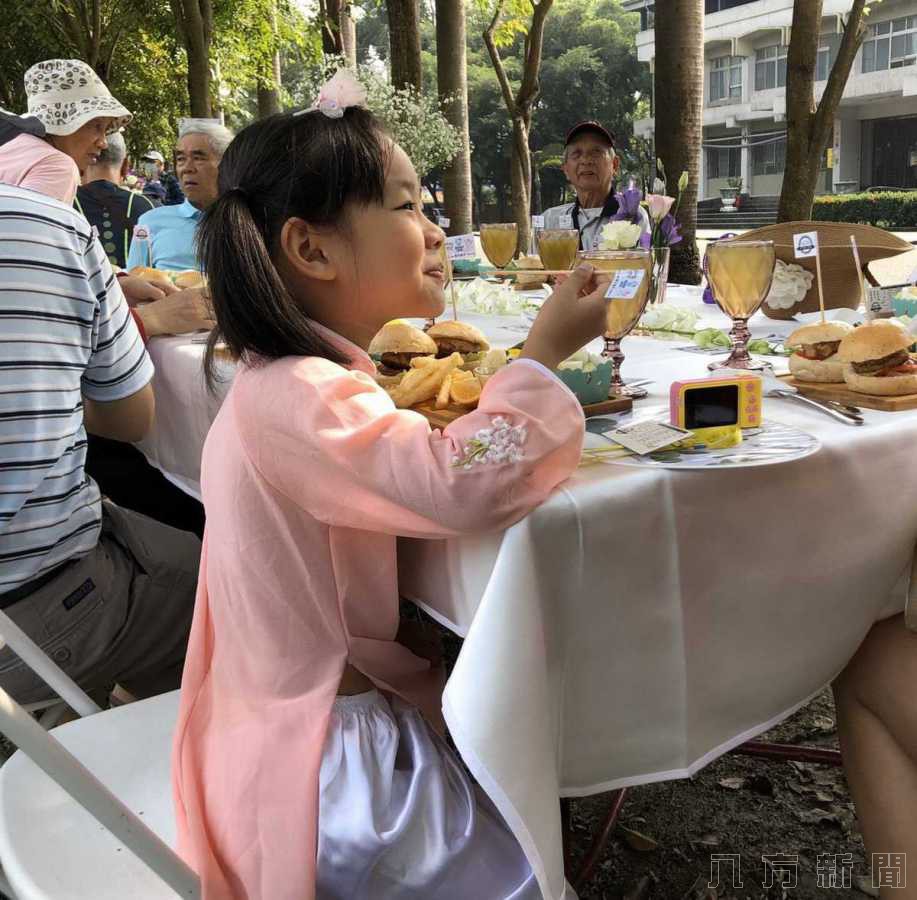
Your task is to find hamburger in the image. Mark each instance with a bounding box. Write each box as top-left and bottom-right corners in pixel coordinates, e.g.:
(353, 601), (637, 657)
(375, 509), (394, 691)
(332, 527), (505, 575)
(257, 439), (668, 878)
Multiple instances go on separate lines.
(129, 265), (174, 289)
(837, 320), (917, 395)
(786, 321), (854, 383)
(173, 270), (206, 290)
(425, 321), (490, 358)
(369, 322), (437, 374)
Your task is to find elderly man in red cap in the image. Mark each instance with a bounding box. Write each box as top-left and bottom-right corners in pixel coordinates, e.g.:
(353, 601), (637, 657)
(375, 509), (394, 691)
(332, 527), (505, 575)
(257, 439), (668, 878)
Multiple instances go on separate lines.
(542, 121), (649, 251)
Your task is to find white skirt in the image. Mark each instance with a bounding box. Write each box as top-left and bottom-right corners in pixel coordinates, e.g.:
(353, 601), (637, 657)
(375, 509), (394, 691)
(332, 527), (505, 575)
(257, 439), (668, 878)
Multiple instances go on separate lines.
(317, 689), (543, 900)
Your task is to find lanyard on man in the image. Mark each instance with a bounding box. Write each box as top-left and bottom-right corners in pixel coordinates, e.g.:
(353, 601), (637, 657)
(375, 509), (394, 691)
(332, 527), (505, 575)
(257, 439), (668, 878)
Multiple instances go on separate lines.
(570, 186), (620, 250)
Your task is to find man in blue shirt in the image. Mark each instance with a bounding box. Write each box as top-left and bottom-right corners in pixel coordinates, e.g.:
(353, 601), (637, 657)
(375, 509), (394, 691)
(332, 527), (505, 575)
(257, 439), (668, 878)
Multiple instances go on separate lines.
(126, 120), (233, 272)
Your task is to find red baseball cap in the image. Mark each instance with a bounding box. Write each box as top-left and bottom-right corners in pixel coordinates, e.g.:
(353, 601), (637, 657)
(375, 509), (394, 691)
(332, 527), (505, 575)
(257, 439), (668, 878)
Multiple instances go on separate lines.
(564, 121), (616, 149)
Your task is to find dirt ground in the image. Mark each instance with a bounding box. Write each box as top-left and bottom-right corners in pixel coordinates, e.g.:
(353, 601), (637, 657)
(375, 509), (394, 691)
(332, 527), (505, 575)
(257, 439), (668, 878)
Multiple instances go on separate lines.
(567, 689), (877, 900)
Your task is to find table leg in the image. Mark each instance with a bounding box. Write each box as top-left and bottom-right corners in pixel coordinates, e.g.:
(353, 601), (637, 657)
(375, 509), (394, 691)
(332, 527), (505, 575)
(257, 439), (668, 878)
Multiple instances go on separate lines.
(731, 740), (843, 767)
(564, 788), (628, 892)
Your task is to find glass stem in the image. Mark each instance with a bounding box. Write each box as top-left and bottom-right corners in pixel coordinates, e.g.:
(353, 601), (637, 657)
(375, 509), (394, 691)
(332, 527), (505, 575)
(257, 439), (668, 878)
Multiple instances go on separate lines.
(602, 335), (625, 393)
(730, 317), (751, 363)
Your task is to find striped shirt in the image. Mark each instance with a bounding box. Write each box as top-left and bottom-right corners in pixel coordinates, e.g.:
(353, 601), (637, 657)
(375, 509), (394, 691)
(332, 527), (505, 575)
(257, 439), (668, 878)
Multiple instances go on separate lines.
(0, 184), (154, 594)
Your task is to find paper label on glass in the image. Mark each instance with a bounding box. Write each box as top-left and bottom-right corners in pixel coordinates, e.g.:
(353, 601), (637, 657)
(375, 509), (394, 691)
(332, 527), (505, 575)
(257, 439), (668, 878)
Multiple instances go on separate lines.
(531, 215), (545, 229)
(445, 234), (476, 260)
(608, 422), (692, 456)
(793, 231), (819, 259)
(605, 269), (645, 300)
(437, 216), (451, 228)
(558, 214), (574, 228)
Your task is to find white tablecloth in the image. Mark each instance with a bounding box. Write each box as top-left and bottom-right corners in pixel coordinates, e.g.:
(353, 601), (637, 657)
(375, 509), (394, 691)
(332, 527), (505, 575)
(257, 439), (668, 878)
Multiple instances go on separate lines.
(136, 288), (915, 900)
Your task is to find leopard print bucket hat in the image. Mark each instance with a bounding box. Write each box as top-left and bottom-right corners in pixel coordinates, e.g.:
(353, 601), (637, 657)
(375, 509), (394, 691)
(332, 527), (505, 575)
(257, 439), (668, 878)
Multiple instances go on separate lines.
(24, 59), (131, 136)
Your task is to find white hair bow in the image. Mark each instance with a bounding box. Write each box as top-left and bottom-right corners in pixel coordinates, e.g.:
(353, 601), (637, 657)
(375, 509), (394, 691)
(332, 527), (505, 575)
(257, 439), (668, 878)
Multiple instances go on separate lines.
(307, 69), (367, 119)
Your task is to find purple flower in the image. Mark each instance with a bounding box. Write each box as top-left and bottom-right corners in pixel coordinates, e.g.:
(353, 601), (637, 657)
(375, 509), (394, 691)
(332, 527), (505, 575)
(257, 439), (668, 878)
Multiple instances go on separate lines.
(639, 231), (652, 250)
(612, 180), (643, 225)
(658, 214), (682, 246)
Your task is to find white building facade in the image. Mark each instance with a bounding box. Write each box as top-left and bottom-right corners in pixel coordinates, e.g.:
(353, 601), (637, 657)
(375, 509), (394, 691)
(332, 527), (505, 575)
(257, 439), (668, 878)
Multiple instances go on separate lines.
(623, 0), (917, 200)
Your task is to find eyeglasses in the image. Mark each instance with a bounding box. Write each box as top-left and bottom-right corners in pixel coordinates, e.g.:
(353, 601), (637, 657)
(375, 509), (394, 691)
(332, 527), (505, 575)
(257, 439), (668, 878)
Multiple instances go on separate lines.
(565, 148), (613, 162)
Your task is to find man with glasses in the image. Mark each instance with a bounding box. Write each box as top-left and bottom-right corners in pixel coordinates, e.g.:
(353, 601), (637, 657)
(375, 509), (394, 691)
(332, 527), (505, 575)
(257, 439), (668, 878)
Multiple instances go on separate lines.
(542, 121), (649, 251)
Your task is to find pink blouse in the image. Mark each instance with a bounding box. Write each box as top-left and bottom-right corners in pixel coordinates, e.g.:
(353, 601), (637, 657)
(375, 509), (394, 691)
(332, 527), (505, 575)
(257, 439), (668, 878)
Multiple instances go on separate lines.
(171, 327), (585, 899)
(0, 133), (79, 204)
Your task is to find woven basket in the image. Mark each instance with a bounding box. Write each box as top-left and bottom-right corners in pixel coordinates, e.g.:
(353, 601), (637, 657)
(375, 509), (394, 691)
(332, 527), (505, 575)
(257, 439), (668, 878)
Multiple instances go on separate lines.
(720, 221), (912, 321)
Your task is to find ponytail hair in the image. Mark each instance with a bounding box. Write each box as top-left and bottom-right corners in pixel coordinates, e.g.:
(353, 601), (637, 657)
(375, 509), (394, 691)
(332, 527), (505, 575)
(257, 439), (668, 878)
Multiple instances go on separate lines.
(197, 106), (389, 387)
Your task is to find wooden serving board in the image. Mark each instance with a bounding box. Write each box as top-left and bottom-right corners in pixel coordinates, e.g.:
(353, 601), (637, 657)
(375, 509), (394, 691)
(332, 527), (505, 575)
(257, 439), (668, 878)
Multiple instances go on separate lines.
(415, 395), (632, 430)
(778, 374), (917, 412)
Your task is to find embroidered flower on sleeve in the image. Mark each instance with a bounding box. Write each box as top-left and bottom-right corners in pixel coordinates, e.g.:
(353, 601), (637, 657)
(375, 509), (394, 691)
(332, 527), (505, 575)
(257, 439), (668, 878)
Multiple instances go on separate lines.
(451, 416), (527, 469)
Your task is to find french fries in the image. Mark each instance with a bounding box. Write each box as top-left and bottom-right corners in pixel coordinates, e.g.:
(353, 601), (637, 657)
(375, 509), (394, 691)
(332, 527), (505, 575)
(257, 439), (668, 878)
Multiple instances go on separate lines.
(388, 352), (463, 408)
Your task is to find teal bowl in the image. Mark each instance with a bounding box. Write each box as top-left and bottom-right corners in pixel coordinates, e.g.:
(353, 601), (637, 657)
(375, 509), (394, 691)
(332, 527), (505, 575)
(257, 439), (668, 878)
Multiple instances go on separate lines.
(555, 360), (613, 404)
(893, 296), (917, 318)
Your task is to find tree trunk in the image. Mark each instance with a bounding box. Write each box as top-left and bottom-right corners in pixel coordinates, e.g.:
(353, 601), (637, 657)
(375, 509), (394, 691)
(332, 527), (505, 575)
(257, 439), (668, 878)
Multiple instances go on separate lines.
(435, 0), (473, 235)
(654, 0), (703, 284)
(341, 3), (358, 67)
(778, 0), (870, 222)
(386, 0), (422, 91)
(257, 50), (282, 117)
(171, 0), (214, 118)
(483, 0), (554, 256)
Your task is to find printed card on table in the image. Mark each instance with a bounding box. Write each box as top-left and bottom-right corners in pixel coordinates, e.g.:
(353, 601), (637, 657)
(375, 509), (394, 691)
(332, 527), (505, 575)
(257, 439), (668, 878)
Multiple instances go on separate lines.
(605, 269), (645, 300)
(609, 422), (691, 456)
(793, 231), (819, 259)
(445, 233), (476, 260)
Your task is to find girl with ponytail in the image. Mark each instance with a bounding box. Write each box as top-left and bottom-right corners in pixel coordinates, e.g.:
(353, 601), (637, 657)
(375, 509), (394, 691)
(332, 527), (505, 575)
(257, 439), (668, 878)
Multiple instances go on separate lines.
(172, 70), (610, 900)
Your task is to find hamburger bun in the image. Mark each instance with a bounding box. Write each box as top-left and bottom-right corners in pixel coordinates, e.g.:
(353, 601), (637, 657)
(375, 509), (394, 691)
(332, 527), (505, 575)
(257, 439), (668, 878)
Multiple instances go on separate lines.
(173, 270), (206, 290)
(843, 367), (917, 396)
(788, 353), (846, 383)
(129, 266), (174, 288)
(836, 320), (911, 363)
(786, 321), (854, 347)
(369, 322), (437, 372)
(425, 321), (490, 357)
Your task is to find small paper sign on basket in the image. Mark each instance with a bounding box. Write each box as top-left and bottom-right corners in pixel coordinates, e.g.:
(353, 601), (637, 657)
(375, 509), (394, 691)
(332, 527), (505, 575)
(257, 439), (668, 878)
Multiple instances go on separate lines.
(605, 269), (645, 300)
(445, 233), (476, 260)
(793, 231), (819, 259)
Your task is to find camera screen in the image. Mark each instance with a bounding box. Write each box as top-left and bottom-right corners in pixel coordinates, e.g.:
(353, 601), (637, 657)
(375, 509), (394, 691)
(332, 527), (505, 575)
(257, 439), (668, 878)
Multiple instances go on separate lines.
(685, 384), (739, 429)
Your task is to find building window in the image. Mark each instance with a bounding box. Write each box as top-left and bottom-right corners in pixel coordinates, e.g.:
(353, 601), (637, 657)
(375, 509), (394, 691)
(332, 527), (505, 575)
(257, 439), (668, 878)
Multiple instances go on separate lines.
(707, 146), (741, 180)
(710, 56), (743, 103)
(863, 17), (917, 73)
(706, 0), (758, 11)
(755, 45), (788, 91)
(752, 137), (786, 176)
(816, 34), (841, 81)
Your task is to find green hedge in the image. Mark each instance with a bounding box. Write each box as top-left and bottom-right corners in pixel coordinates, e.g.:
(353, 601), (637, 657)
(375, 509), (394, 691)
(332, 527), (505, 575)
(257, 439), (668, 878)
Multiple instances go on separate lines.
(813, 191), (917, 228)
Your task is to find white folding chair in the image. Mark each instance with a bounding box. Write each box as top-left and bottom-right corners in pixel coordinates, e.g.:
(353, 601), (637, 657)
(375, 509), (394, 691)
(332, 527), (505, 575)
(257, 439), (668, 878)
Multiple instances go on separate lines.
(0, 688), (198, 899)
(0, 608), (101, 722)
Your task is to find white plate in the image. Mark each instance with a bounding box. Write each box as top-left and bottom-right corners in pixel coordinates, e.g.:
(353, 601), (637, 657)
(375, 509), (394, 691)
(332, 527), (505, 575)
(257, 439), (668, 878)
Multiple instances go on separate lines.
(596, 421), (820, 470)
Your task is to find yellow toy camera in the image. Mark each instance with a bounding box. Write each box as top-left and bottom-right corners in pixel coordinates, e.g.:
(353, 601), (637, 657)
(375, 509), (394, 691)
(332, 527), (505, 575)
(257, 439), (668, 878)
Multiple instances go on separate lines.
(669, 375), (762, 448)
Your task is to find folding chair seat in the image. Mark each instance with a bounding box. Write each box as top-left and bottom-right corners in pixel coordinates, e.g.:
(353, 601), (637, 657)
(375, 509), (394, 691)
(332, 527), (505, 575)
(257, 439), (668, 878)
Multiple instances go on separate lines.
(0, 690), (198, 899)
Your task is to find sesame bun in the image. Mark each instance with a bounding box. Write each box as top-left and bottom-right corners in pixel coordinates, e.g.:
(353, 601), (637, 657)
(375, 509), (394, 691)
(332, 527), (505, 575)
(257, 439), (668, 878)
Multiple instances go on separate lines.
(786, 321), (854, 347)
(836, 320), (912, 363)
(788, 354), (846, 383)
(173, 270), (206, 290)
(129, 266), (173, 288)
(369, 322), (437, 357)
(425, 321), (490, 356)
(843, 367), (917, 396)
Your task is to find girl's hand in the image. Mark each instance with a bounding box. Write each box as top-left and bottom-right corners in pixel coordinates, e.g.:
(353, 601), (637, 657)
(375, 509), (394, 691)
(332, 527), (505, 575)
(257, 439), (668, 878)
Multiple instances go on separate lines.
(519, 263), (610, 371)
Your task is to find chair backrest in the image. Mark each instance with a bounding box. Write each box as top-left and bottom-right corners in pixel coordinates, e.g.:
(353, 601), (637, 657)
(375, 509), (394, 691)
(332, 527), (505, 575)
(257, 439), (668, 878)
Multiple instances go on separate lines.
(0, 608), (100, 718)
(0, 684), (200, 897)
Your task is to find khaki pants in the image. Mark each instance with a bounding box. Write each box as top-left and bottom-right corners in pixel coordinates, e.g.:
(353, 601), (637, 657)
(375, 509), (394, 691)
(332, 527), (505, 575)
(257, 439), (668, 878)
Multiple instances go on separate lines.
(0, 501), (200, 704)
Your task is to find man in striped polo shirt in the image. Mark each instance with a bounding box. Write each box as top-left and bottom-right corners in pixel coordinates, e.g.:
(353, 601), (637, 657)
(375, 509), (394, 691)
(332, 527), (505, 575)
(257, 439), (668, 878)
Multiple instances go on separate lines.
(0, 183), (200, 703)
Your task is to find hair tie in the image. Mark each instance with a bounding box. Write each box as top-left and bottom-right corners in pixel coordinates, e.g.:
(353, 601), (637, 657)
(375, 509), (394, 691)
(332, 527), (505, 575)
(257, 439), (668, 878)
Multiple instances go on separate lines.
(295, 69), (366, 119)
(227, 185), (248, 201)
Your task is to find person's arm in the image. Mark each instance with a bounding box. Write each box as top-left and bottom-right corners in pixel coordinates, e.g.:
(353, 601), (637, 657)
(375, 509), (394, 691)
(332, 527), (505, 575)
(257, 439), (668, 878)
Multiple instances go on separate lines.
(83, 384), (155, 442)
(134, 288), (215, 336)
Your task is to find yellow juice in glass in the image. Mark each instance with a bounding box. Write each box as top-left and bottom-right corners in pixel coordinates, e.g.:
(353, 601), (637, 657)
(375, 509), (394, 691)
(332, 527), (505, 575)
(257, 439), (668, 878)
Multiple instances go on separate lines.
(537, 229), (579, 270)
(480, 223), (518, 268)
(583, 250), (653, 337)
(706, 242), (776, 319)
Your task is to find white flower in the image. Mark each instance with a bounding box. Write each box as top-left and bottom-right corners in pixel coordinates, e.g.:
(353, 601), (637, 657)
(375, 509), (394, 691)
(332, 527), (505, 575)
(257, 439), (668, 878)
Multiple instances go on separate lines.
(763, 259), (814, 311)
(599, 221), (642, 250)
(452, 416), (527, 468)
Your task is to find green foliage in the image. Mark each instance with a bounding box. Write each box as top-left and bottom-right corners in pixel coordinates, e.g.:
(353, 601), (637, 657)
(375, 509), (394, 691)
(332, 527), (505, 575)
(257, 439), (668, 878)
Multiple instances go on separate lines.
(812, 191), (917, 227)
